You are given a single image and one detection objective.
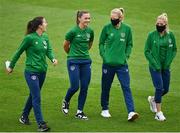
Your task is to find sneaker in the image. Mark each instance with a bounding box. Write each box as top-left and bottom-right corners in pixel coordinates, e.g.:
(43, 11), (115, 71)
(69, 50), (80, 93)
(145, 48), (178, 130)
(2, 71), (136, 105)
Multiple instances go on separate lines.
(101, 110), (111, 118)
(75, 112), (88, 120)
(19, 115), (30, 125)
(38, 121), (50, 132)
(128, 112), (139, 121)
(148, 96), (157, 113)
(155, 111), (166, 121)
(62, 99), (69, 115)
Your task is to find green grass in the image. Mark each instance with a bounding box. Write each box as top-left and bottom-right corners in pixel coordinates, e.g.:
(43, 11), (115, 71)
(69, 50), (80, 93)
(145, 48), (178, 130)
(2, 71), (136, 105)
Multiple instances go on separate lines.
(0, 0), (180, 131)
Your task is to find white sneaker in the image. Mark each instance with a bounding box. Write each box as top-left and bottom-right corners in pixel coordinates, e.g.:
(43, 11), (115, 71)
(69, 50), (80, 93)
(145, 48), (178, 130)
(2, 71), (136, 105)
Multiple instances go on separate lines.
(155, 111), (166, 121)
(128, 112), (139, 121)
(101, 110), (111, 118)
(148, 96), (157, 113)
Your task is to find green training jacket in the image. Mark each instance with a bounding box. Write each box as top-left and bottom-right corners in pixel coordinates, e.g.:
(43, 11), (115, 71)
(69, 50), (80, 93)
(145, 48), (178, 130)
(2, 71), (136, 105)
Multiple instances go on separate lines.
(144, 30), (177, 70)
(10, 32), (55, 72)
(65, 25), (94, 60)
(99, 23), (133, 66)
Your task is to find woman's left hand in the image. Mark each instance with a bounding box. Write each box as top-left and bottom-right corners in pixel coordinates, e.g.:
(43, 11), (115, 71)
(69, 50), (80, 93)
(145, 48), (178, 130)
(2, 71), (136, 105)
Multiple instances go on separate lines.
(52, 59), (58, 66)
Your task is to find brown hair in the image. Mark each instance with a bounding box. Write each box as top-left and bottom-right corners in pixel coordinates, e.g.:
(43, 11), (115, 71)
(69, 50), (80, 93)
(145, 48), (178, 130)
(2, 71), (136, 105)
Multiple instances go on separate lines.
(76, 10), (89, 25)
(26, 16), (44, 35)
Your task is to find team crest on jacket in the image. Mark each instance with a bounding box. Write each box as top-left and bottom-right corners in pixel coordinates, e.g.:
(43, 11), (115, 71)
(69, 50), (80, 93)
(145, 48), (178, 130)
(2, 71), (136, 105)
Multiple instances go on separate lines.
(110, 33), (114, 36)
(43, 41), (47, 49)
(76, 34), (81, 37)
(121, 33), (125, 38)
(168, 38), (172, 43)
(86, 33), (90, 38)
(86, 33), (90, 41)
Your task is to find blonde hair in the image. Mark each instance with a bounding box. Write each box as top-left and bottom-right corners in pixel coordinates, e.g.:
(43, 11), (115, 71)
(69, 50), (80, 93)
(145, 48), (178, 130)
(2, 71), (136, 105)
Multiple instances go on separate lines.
(111, 8), (123, 18)
(157, 13), (169, 32)
(119, 7), (124, 21)
(119, 7), (124, 14)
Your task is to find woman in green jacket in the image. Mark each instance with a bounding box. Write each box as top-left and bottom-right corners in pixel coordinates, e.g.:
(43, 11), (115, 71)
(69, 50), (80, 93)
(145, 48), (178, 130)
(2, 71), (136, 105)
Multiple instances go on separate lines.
(6, 16), (58, 131)
(144, 13), (177, 121)
(99, 8), (139, 121)
(61, 10), (94, 120)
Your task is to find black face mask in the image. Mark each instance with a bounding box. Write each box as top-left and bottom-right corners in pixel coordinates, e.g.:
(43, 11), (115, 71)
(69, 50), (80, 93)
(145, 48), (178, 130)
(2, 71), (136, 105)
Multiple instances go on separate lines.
(156, 25), (166, 33)
(111, 19), (120, 26)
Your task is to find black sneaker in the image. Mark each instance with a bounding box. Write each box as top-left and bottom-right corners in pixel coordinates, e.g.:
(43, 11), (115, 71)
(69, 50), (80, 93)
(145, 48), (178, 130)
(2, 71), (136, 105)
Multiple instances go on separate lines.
(38, 121), (50, 132)
(75, 112), (88, 120)
(19, 115), (30, 125)
(62, 99), (69, 115)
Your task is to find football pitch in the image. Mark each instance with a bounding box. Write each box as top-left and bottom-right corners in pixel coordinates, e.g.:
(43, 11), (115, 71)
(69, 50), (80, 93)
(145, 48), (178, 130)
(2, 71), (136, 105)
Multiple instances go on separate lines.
(0, 0), (180, 131)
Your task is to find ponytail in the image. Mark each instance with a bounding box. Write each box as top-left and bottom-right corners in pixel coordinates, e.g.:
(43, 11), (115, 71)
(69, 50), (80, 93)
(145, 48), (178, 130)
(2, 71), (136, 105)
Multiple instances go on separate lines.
(26, 20), (33, 35)
(119, 7), (124, 14)
(76, 11), (80, 25)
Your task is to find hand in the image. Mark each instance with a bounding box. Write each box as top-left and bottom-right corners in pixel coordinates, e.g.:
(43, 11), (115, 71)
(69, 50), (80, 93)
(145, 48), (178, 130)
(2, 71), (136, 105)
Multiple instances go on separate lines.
(6, 67), (13, 74)
(52, 59), (58, 66)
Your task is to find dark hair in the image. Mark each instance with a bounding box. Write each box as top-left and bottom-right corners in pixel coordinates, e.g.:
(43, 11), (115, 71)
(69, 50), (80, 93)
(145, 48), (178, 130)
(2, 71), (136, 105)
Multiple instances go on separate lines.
(76, 10), (89, 25)
(26, 16), (44, 35)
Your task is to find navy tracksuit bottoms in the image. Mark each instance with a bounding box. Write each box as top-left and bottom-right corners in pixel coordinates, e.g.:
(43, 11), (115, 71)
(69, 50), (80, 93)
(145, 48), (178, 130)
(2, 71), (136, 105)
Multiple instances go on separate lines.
(22, 71), (46, 125)
(101, 64), (135, 113)
(149, 68), (170, 103)
(65, 59), (91, 111)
